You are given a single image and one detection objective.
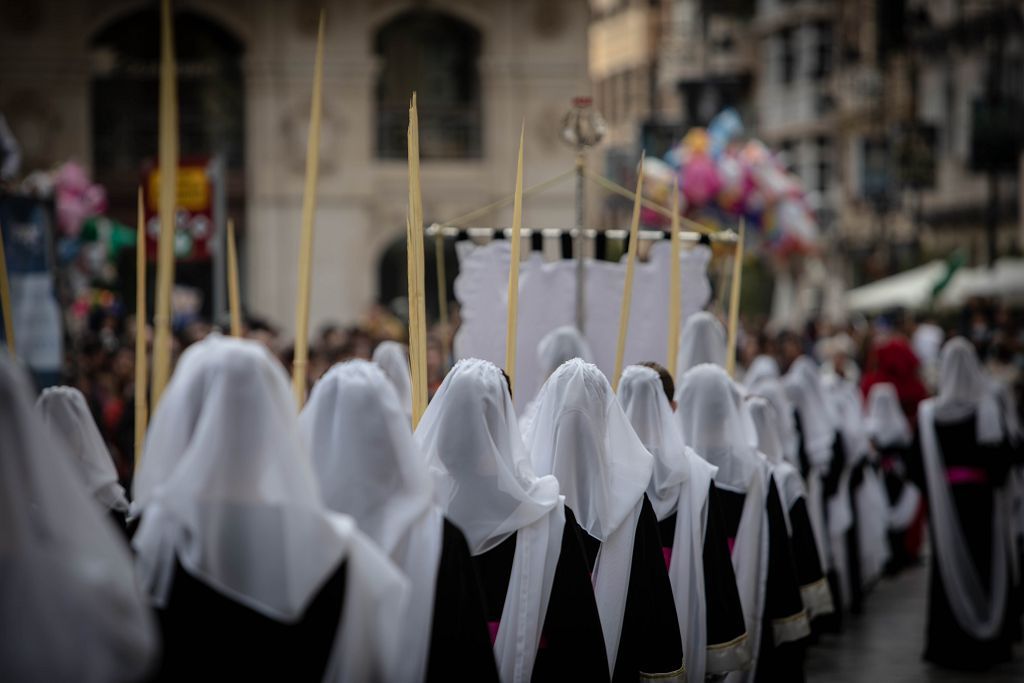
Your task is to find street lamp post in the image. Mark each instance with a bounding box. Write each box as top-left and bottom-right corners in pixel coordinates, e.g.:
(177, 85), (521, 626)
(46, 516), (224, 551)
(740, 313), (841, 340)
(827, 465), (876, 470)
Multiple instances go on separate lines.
(561, 97), (605, 333)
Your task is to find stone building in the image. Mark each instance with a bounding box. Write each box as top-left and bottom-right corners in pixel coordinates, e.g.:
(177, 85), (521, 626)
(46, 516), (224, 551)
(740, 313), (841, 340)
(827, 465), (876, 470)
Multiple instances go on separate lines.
(589, 0), (1023, 299)
(0, 0), (590, 334)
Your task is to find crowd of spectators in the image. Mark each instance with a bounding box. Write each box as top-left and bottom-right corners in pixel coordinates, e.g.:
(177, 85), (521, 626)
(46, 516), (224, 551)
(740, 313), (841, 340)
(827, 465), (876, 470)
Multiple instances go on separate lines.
(60, 294), (1024, 493)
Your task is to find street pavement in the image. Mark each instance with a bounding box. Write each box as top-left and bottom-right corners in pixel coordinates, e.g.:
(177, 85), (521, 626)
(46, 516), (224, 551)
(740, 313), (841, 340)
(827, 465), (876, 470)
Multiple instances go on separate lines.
(805, 563), (1024, 682)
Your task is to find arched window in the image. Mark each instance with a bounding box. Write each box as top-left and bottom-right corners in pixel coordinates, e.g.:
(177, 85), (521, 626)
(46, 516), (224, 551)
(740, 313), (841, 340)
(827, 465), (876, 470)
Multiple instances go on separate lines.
(90, 9), (245, 209)
(89, 9), (245, 319)
(375, 10), (482, 159)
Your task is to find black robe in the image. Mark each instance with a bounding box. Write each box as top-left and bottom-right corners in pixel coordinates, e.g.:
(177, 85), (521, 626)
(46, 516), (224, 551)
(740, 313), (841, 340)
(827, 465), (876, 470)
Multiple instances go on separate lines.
(474, 506), (610, 682)
(426, 519), (500, 682)
(576, 495), (684, 682)
(717, 477), (809, 683)
(845, 455), (867, 614)
(153, 559), (346, 682)
(786, 495), (830, 628)
(920, 413), (1015, 670)
(658, 482), (749, 671)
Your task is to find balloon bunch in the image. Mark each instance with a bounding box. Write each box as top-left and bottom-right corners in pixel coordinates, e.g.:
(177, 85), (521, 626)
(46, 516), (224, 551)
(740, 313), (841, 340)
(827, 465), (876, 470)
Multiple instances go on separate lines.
(642, 108), (820, 260)
(54, 162), (108, 237)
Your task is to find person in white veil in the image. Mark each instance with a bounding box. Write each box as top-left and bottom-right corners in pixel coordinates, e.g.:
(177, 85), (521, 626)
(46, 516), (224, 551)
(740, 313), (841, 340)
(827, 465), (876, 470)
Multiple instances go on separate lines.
(520, 325), (593, 436)
(525, 358), (683, 682)
(677, 364), (810, 682)
(864, 382), (924, 574)
(675, 311), (726, 377)
(743, 356), (799, 466)
(917, 337), (1016, 669)
(415, 358), (608, 683)
(821, 367), (890, 613)
(36, 385), (131, 526)
(0, 355), (158, 682)
(372, 340), (413, 420)
(783, 355), (847, 628)
(618, 363), (749, 682)
(746, 395), (834, 624)
(132, 334), (409, 682)
(742, 354), (781, 392)
(300, 360), (498, 682)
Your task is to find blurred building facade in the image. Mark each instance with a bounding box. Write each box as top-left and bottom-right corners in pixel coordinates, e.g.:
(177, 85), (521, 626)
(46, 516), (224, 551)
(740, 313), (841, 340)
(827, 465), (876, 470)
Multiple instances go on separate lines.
(0, 0), (590, 333)
(588, 0), (1024, 291)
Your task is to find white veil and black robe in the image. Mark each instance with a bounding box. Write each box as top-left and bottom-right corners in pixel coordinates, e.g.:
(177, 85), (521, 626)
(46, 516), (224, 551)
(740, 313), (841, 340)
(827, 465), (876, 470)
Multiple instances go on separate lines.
(783, 355), (847, 630)
(526, 359), (684, 682)
(822, 371), (890, 614)
(618, 364), (749, 681)
(678, 364), (810, 683)
(300, 360), (497, 682)
(864, 382), (923, 573)
(132, 335), (410, 682)
(917, 337), (1016, 669)
(746, 394), (834, 624)
(0, 356), (159, 683)
(416, 358), (608, 682)
(36, 385), (132, 529)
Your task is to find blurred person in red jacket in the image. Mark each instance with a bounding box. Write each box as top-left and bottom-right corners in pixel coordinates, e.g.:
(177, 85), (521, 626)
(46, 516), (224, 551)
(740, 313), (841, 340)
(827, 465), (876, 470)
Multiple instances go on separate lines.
(861, 337), (930, 424)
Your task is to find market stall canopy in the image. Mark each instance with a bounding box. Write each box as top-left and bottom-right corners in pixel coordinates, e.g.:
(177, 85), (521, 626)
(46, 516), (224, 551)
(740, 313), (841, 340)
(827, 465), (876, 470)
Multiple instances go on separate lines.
(845, 260), (948, 313)
(936, 258), (1024, 308)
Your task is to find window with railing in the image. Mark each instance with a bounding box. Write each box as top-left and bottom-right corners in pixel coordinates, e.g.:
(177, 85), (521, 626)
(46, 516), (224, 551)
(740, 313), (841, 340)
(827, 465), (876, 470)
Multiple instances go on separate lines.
(779, 28), (796, 84)
(375, 10), (482, 160)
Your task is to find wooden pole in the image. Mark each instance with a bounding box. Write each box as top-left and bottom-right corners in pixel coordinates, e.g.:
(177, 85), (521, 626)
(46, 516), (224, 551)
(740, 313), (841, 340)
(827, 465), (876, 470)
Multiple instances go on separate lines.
(0, 220), (14, 357)
(504, 122), (526, 395)
(408, 94), (428, 427)
(612, 152), (645, 392)
(150, 0), (179, 410)
(134, 188), (147, 469)
(226, 217), (242, 337)
(666, 182), (682, 379)
(725, 218), (746, 377)
(406, 212), (421, 418)
(433, 230), (450, 368)
(291, 9), (326, 406)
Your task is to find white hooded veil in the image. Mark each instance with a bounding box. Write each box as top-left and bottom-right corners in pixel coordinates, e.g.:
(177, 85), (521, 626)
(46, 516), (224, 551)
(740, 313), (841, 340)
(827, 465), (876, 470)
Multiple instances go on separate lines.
(537, 325), (594, 378)
(36, 385), (130, 513)
(745, 377), (799, 466)
(677, 364), (769, 682)
(525, 359), (654, 674)
(0, 357), (158, 683)
(743, 355), (780, 389)
(618, 364), (717, 683)
(782, 356), (837, 467)
(918, 337), (1009, 640)
(746, 395), (805, 522)
(132, 335), (409, 682)
(675, 311), (726, 375)
(373, 340), (413, 420)
(520, 326), (594, 436)
(301, 360), (443, 683)
(864, 382), (913, 449)
(864, 382), (921, 532)
(416, 358), (564, 683)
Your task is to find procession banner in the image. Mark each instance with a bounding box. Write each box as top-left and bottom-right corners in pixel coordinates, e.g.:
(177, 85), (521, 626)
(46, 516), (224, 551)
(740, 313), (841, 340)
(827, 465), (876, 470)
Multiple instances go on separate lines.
(454, 240), (711, 409)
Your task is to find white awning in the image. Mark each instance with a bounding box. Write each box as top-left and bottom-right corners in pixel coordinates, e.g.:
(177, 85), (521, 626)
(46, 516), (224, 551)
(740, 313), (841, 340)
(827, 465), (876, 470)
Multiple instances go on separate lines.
(845, 260), (948, 313)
